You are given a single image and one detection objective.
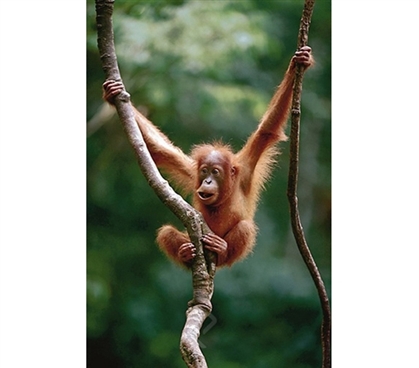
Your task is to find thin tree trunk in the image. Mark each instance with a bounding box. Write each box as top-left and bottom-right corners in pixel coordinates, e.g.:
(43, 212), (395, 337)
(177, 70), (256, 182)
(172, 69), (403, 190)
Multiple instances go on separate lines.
(287, 1), (331, 367)
(95, 1), (216, 366)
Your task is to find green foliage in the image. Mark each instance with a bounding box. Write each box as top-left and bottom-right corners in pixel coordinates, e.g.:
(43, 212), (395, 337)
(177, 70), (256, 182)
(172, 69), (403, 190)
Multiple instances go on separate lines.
(87, 0), (330, 366)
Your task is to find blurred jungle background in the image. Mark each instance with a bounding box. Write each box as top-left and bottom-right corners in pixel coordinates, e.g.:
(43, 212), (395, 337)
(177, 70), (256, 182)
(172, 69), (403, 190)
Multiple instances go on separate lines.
(87, 0), (331, 367)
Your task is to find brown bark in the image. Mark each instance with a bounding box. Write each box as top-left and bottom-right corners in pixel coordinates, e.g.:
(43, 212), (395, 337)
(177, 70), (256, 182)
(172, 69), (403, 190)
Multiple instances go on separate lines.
(287, 1), (331, 367)
(95, 1), (215, 366)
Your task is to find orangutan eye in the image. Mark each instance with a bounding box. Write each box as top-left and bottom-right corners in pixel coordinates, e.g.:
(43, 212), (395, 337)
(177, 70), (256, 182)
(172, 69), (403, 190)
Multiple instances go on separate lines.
(212, 169), (220, 175)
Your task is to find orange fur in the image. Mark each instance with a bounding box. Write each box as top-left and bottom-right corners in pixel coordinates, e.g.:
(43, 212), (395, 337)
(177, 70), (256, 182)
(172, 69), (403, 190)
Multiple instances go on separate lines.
(103, 48), (313, 268)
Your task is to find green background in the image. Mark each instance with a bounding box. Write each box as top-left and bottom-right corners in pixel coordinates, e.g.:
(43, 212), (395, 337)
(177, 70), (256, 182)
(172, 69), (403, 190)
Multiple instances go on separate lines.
(87, 0), (331, 367)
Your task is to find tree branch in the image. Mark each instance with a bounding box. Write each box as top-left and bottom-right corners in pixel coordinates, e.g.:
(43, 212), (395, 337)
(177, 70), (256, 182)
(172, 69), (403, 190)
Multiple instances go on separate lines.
(95, 1), (215, 366)
(286, 1), (331, 367)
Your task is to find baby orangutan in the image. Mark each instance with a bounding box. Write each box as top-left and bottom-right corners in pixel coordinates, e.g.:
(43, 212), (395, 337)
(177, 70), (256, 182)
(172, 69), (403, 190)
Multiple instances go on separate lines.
(103, 46), (313, 267)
